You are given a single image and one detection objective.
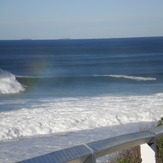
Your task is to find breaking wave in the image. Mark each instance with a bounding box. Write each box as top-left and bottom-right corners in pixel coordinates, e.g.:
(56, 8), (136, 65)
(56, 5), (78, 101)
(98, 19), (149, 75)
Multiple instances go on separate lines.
(0, 69), (25, 94)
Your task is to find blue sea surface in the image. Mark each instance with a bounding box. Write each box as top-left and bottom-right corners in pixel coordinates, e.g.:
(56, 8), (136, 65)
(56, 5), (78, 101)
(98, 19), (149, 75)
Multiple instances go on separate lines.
(1, 37), (163, 99)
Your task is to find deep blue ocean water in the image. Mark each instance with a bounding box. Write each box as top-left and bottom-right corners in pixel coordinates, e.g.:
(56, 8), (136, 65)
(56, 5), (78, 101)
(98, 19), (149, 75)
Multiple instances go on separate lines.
(1, 37), (163, 99)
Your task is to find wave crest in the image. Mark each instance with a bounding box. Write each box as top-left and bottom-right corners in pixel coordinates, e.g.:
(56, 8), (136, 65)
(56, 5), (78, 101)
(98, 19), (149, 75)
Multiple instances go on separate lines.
(95, 74), (156, 81)
(0, 69), (25, 94)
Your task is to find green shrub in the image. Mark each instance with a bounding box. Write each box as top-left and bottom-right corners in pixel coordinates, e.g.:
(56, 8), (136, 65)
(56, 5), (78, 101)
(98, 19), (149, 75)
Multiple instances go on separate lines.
(116, 146), (142, 163)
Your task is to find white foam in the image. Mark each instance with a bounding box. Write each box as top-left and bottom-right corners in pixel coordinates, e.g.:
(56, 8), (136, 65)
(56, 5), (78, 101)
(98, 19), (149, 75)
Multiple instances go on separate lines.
(0, 69), (25, 94)
(0, 93), (163, 141)
(95, 74), (156, 81)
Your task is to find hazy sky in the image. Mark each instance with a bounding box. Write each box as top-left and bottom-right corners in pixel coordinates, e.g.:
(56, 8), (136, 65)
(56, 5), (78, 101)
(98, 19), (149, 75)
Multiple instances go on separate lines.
(0, 0), (163, 40)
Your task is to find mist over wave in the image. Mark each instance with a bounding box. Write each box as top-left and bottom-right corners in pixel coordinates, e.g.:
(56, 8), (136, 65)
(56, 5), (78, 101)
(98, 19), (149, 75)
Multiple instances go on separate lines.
(0, 69), (25, 94)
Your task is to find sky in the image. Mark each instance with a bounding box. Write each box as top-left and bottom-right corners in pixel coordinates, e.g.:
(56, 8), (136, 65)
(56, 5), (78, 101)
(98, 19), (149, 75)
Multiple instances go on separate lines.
(0, 0), (163, 40)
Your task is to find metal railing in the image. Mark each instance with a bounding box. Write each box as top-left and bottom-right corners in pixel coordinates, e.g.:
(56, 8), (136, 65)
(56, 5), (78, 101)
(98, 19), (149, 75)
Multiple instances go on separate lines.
(18, 125), (163, 163)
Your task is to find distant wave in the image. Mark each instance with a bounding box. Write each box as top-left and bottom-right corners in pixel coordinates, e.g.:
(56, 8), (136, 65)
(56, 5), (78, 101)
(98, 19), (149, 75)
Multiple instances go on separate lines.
(0, 69), (25, 94)
(16, 74), (157, 83)
(95, 74), (157, 81)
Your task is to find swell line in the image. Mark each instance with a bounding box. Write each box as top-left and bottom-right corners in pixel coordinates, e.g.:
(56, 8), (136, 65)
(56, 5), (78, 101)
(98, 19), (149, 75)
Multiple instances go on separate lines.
(94, 74), (157, 81)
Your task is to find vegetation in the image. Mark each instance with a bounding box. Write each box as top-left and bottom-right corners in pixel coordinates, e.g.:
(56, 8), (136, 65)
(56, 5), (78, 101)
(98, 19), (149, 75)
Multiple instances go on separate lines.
(115, 146), (141, 163)
(109, 117), (163, 163)
(156, 117), (163, 163)
(109, 146), (141, 163)
(157, 117), (163, 127)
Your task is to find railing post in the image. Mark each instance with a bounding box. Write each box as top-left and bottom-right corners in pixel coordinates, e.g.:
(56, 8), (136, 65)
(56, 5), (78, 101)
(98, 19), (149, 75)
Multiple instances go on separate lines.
(140, 144), (156, 163)
(148, 137), (157, 163)
(84, 154), (96, 163)
(83, 144), (96, 163)
(141, 137), (157, 163)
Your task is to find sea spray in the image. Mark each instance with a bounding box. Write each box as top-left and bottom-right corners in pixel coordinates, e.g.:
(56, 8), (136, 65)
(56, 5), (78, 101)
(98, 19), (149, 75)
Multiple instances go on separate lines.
(0, 69), (25, 94)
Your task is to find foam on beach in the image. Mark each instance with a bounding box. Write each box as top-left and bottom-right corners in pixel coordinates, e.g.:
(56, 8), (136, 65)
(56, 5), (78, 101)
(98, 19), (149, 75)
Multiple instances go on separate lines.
(0, 93), (163, 141)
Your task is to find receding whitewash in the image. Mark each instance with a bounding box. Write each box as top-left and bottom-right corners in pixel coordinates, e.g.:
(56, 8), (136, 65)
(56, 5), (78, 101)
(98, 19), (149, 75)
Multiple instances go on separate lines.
(0, 93), (163, 141)
(0, 69), (25, 94)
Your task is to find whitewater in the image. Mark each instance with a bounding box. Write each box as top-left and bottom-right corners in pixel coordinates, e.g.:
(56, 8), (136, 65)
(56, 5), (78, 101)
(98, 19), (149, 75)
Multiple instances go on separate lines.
(0, 69), (25, 94)
(0, 93), (163, 141)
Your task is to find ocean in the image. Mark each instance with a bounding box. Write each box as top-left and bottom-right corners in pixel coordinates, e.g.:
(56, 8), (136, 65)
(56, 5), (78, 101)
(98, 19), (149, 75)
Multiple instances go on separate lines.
(0, 37), (163, 142)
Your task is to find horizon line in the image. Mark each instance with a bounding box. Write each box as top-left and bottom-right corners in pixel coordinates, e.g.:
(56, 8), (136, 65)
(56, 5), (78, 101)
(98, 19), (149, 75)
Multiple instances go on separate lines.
(0, 35), (163, 41)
